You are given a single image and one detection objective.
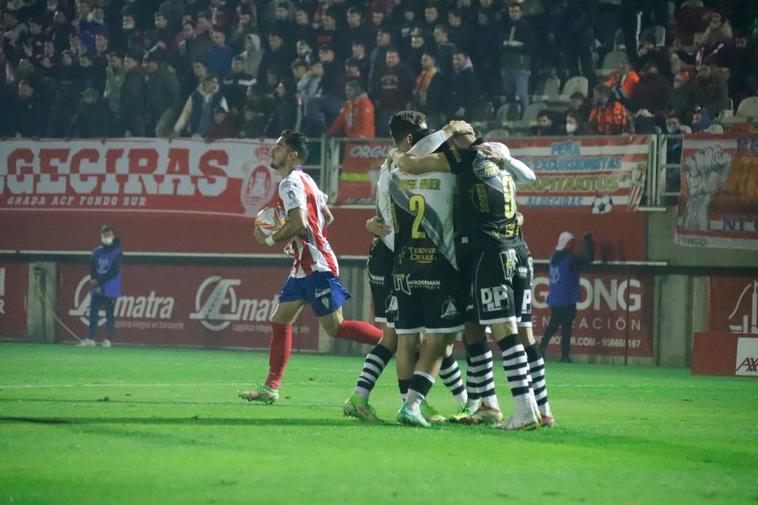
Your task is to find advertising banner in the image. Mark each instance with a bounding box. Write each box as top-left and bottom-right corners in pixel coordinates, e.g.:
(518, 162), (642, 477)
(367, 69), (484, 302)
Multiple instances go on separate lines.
(58, 264), (318, 350)
(709, 275), (758, 335)
(532, 271), (654, 357)
(675, 135), (758, 249)
(335, 136), (649, 212)
(0, 262), (28, 340)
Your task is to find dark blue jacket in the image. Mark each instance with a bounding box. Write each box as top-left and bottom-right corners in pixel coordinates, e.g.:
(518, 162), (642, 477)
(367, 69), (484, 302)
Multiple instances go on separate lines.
(547, 234), (593, 307)
(90, 238), (122, 299)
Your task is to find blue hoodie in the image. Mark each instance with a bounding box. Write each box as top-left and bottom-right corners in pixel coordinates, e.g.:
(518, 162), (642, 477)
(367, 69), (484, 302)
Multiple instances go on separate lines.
(90, 237), (122, 299)
(547, 234), (594, 307)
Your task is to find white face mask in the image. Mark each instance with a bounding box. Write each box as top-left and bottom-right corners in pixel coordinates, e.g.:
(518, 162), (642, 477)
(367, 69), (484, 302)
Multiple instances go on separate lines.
(123, 21), (134, 30)
(566, 122), (577, 133)
(102, 236), (113, 246)
(666, 125), (680, 134)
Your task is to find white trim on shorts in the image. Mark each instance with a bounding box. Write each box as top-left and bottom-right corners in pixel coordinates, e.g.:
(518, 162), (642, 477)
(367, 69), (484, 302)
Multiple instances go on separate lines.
(478, 316), (518, 325)
(395, 324), (465, 335)
(395, 326), (425, 335)
(518, 322), (533, 328)
(374, 316), (387, 324)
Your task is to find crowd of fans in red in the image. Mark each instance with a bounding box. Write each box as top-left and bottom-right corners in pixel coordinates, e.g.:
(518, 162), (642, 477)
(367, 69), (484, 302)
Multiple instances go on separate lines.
(1, 0), (757, 140)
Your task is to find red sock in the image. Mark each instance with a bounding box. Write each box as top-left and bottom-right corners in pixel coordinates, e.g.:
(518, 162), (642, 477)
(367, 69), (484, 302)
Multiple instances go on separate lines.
(265, 323), (292, 390)
(336, 320), (382, 345)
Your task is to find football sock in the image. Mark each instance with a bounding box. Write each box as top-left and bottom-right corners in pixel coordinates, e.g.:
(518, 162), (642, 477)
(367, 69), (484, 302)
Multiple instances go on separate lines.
(466, 341), (497, 410)
(336, 320), (383, 345)
(354, 343), (394, 399)
(497, 334), (531, 400)
(406, 372), (435, 415)
(398, 378), (411, 402)
(439, 354), (467, 407)
(525, 344), (552, 417)
(264, 323), (292, 390)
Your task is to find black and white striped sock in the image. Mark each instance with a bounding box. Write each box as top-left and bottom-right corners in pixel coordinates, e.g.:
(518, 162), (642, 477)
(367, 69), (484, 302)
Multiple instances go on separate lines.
(354, 344), (394, 399)
(439, 354), (467, 407)
(497, 335), (531, 399)
(465, 341), (497, 410)
(406, 371), (435, 414)
(525, 344), (552, 416)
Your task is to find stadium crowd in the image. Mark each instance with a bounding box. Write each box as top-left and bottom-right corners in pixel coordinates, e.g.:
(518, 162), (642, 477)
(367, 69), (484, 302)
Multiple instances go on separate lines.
(1, 0), (757, 140)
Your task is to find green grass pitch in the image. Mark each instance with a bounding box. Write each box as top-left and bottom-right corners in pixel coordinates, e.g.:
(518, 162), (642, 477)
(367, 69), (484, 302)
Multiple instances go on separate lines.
(0, 343), (756, 505)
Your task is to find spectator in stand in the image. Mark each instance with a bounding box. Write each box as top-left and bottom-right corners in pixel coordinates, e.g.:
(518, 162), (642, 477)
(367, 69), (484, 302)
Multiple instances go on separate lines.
(143, 51), (181, 137)
(230, 10), (258, 53)
(407, 28), (429, 75)
(472, 8), (500, 99)
(562, 0), (596, 82)
(72, 0), (98, 36)
(12, 79), (46, 137)
(239, 34), (263, 79)
(145, 11), (174, 54)
(0, 48), (14, 136)
(207, 106), (236, 140)
(499, 1), (535, 118)
(48, 50), (83, 137)
(605, 61), (640, 107)
(664, 112), (691, 193)
(270, 2), (295, 46)
(315, 11), (340, 55)
(290, 59), (307, 83)
(432, 24), (456, 76)
(264, 79), (301, 137)
(179, 20), (213, 73)
(310, 44), (344, 127)
(118, 8), (143, 56)
(120, 52), (146, 136)
(372, 48), (414, 136)
(422, 3), (443, 33)
(238, 104), (266, 138)
(69, 87), (109, 138)
(567, 91), (591, 122)
(531, 110), (563, 136)
(47, 10), (75, 53)
(690, 64), (731, 119)
(350, 40), (371, 83)
(588, 84), (631, 135)
(345, 58), (368, 91)
(223, 56), (255, 114)
(369, 10), (386, 41)
(292, 6), (315, 46)
(675, 0), (709, 47)
(103, 52), (125, 135)
(207, 29), (233, 78)
(174, 74), (229, 137)
(327, 79), (375, 138)
(565, 110), (591, 136)
(668, 71), (693, 121)
(346, 8), (373, 50)
(369, 27), (392, 90)
(636, 34), (671, 79)
(296, 38), (316, 65)
(447, 49), (480, 121)
(447, 8), (472, 55)
(396, 5), (421, 47)
(629, 62), (672, 117)
(208, 0), (232, 30)
(413, 50), (446, 128)
(726, 31), (753, 103)
(298, 59), (322, 104)
(258, 31), (294, 85)
(701, 10), (733, 52)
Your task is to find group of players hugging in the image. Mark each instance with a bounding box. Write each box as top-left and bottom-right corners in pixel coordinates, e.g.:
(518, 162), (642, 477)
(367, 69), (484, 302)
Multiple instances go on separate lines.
(241, 111), (553, 431)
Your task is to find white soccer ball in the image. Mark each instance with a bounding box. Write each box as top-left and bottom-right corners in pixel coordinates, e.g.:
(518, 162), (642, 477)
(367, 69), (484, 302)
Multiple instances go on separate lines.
(256, 205), (286, 235)
(591, 194), (614, 214)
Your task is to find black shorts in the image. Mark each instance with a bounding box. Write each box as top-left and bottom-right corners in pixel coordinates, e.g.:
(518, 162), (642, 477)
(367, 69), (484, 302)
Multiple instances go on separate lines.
(512, 242), (534, 327)
(367, 239), (394, 324)
(456, 238), (477, 324)
(391, 249), (464, 335)
(472, 247), (518, 325)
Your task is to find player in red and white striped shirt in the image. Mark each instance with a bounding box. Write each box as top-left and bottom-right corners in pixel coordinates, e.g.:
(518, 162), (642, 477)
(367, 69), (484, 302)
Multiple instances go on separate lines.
(240, 130), (382, 404)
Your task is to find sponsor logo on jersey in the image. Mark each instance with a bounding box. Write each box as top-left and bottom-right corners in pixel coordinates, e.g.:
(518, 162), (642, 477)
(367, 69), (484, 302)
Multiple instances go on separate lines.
(480, 286), (509, 312)
(69, 275), (175, 327)
(393, 274), (441, 295)
(314, 288), (332, 298)
(190, 276), (278, 331)
(441, 298), (460, 320)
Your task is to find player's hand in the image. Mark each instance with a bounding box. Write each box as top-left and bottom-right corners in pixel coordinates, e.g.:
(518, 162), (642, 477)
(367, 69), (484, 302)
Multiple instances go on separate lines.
(516, 212), (525, 227)
(366, 216), (391, 237)
(254, 226), (269, 245)
(474, 142), (511, 161)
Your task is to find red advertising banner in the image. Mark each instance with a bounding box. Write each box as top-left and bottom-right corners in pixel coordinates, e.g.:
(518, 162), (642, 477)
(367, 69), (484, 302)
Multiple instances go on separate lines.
(676, 135), (758, 249)
(0, 262), (28, 340)
(532, 270), (654, 357)
(709, 275), (758, 335)
(58, 264), (318, 349)
(335, 136), (649, 212)
(0, 138), (280, 217)
(337, 141), (393, 204)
